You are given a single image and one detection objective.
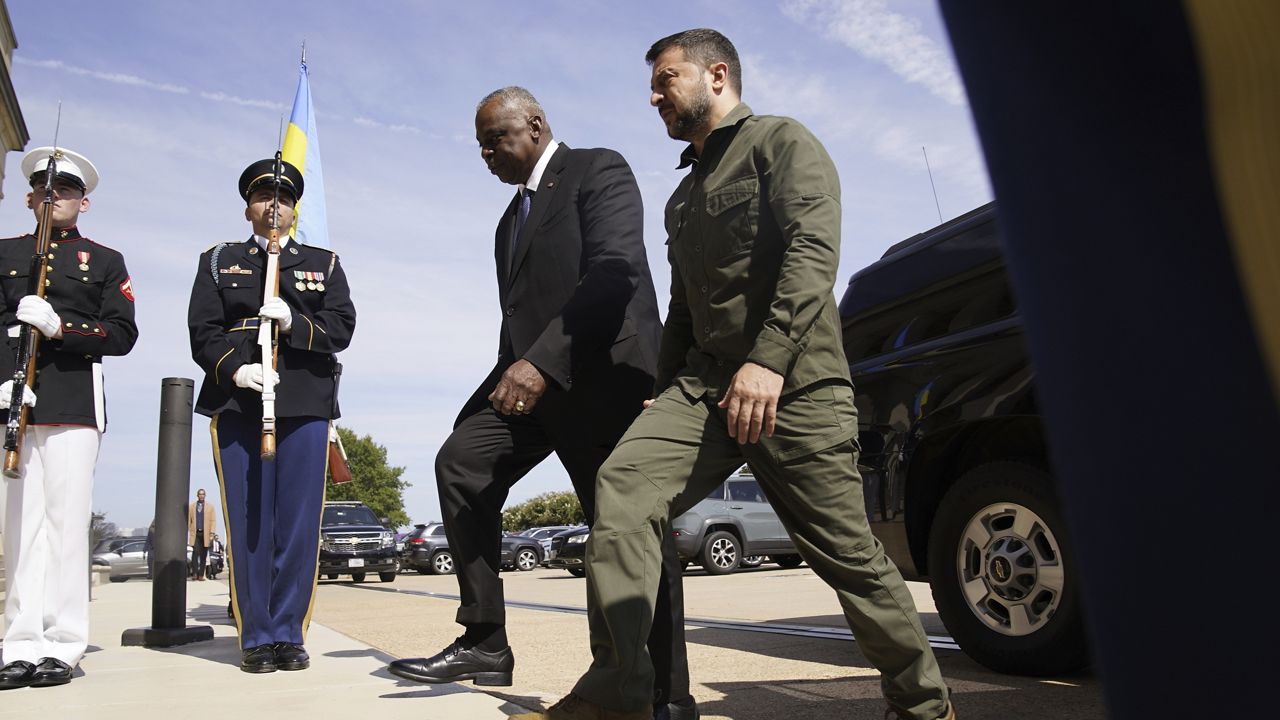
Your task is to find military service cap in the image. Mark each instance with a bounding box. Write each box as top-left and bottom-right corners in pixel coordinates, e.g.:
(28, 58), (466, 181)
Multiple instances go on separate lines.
(238, 158), (304, 203)
(21, 146), (99, 195)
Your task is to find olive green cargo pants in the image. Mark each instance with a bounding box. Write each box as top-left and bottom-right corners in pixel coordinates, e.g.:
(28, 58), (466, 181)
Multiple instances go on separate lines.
(572, 381), (950, 720)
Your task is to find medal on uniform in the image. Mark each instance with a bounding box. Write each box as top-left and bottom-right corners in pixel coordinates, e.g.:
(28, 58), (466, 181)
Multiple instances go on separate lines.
(295, 280), (307, 291)
(293, 270), (308, 292)
(77, 250), (90, 271)
(315, 271), (325, 292)
(305, 271), (316, 291)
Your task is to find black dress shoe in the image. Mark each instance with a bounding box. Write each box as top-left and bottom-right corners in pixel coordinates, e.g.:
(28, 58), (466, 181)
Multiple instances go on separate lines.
(388, 638), (514, 686)
(0, 661), (37, 690)
(31, 658), (73, 687)
(273, 642), (310, 671)
(654, 697), (700, 720)
(240, 645), (277, 673)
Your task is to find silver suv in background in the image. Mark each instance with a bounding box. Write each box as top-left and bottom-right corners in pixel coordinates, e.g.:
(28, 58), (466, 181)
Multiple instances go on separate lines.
(671, 470), (803, 574)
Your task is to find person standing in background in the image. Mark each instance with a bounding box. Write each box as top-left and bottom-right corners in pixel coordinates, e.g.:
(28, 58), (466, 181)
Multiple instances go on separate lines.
(187, 488), (215, 580)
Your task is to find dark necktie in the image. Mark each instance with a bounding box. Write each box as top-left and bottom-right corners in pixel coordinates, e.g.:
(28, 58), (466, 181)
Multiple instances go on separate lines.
(509, 187), (532, 275)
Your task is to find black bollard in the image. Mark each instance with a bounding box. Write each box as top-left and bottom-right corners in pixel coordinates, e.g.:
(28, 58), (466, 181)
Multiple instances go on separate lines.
(122, 378), (213, 647)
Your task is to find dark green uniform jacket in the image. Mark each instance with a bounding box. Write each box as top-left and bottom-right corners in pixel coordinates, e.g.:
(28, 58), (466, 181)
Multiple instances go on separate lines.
(0, 226), (138, 427)
(658, 103), (851, 397)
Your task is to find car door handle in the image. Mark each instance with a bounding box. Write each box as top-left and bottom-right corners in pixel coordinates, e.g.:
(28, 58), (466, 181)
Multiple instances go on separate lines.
(729, 505), (744, 509)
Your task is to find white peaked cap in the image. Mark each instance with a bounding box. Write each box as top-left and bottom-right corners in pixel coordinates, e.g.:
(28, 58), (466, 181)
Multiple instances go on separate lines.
(20, 146), (99, 195)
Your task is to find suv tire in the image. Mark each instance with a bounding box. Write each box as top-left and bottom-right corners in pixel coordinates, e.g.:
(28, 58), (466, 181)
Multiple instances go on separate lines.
(700, 530), (741, 575)
(771, 554), (804, 569)
(927, 461), (1088, 676)
(514, 548), (539, 571)
(740, 555), (764, 568)
(350, 572), (366, 583)
(430, 550), (455, 575)
(379, 571), (397, 582)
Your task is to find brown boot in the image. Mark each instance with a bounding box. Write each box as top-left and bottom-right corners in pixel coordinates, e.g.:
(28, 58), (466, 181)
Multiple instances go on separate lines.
(886, 702), (956, 720)
(510, 693), (650, 720)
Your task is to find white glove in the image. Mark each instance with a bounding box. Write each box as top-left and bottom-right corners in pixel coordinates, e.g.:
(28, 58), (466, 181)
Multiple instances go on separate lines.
(232, 363), (280, 393)
(259, 297), (293, 333)
(0, 380), (37, 409)
(16, 295), (62, 339)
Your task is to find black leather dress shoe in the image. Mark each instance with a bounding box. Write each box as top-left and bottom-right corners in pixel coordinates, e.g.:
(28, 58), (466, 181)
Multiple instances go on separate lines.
(31, 658), (73, 687)
(654, 697), (700, 720)
(273, 642), (310, 671)
(388, 638), (514, 686)
(0, 661), (37, 690)
(240, 645), (277, 673)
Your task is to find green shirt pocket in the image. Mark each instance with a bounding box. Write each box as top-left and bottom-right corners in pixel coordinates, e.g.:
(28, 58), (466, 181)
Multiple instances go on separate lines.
(705, 175), (759, 255)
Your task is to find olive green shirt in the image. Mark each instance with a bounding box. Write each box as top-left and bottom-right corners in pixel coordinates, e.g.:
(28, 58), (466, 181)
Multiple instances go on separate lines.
(657, 103), (852, 398)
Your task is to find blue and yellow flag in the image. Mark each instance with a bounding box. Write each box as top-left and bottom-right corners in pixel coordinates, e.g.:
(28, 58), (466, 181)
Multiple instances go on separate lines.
(281, 60), (328, 248)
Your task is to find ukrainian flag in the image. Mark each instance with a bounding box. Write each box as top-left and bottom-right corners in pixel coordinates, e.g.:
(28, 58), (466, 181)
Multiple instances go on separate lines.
(282, 59), (329, 248)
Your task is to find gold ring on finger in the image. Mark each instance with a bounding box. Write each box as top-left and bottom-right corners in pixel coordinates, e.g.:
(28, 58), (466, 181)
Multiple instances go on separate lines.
(515, 400), (526, 412)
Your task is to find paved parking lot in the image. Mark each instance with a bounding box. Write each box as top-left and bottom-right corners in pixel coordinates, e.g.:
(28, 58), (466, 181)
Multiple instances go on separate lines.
(311, 563), (1105, 720)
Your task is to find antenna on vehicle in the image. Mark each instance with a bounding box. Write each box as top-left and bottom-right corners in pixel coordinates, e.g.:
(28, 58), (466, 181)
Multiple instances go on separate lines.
(922, 146), (943, 225)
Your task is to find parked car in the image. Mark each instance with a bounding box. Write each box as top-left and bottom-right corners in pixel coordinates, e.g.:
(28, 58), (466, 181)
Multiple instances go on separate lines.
(670, 473), (803, 575)
(93, 535), (147, 556)
(402, 522), (544, 574)
(92, 538), (150, 582)
(838, 202), (1086, 676)
(518, 525), (574, 561)
(499, 534), (545, 572)
(548, 478), (803, 577)
(318, 501), (399, 583)
(545, 526), (589, 576)
(401, 522), (453, 574)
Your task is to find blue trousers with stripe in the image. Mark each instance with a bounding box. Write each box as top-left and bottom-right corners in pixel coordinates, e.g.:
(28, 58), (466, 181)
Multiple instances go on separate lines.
(212, 412), (327, 649)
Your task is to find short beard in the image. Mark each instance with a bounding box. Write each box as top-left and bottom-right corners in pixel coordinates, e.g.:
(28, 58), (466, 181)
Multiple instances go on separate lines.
(668, 82), (713, 142)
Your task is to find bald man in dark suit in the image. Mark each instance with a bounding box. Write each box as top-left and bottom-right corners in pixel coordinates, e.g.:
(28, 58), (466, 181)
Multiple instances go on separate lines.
(389, 86), (698, 720)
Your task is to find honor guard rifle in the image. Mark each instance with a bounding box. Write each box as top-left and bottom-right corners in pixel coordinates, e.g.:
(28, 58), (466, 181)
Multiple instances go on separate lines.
(258, 151), (284, 460)
(3, 148), (59, 478)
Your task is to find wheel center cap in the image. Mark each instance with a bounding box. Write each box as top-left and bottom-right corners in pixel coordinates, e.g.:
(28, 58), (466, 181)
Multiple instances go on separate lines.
(991, 556), (1011, 582)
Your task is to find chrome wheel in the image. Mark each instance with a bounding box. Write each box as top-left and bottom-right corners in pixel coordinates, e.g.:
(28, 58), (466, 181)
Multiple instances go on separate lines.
(432, 551), (455, 575)
(957, 501), (1064, 637)
(515, 548), (538, 571)
(700, 530), (740, 574)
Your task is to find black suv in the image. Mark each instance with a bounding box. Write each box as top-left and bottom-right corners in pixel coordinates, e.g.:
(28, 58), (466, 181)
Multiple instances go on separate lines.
(318, 501), (399, 583)
(839, 202), (1086, 676)
(401, 522), (545, 575)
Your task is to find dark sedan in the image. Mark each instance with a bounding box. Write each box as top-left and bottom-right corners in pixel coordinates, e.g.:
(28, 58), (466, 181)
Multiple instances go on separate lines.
(402, 522), (544, 574)
(545, 526), (589, 576)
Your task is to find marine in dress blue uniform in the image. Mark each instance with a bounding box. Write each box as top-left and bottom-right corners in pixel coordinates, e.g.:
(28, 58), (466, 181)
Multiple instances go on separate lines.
(0, 147), (138, 690)
(187, 158), (355, 673)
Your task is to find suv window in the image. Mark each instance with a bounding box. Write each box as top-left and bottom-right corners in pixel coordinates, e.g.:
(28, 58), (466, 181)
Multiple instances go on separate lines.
(429, 525), (447, 536)
(727, 479), (766, 503)
(322, 505), (381, 527)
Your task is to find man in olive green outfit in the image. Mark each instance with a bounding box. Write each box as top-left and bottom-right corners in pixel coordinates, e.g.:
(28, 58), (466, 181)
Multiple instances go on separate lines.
(517, 29), (955, 720)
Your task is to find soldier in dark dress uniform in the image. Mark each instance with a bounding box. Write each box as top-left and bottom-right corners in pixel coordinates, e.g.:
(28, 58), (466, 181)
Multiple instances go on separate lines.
(187, 158), (355, 673)
(0, 147), (138, 690)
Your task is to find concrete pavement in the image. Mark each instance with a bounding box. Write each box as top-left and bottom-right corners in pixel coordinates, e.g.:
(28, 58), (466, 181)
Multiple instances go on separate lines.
(0, 577), (534, 720)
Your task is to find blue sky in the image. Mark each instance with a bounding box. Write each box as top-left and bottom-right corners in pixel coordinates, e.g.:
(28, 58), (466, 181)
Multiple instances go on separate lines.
(0, 0), (991, 531)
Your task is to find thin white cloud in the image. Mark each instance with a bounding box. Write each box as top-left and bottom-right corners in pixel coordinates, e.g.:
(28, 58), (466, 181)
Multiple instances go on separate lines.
(197, 91), (284, 111)
(15, 56), (421, 130)
(15, 57), (190, 94)
(782, 0), (967, 106)
(353, 116), (421, 134)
